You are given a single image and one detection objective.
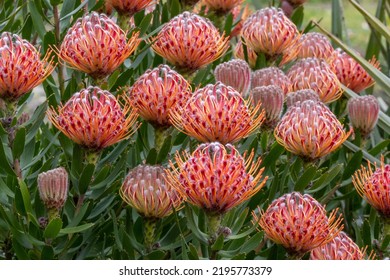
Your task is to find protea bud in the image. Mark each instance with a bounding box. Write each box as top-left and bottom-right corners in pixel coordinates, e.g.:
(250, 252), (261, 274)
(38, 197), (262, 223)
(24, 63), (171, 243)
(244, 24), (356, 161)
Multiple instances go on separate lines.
(286, 89), (320, 108)
(47, 86), (139, 151)
(234, 40), (258, 69)
(152, 12), (229, 74)
(128, 65), (192, 128)
(287, 58), (342, 103)
(251, 67), (292, 96)
(214, 59), (251, 97)
(107, 0), (155, 16)
(250, 85), (284, 129)
(38, 167), (69, 212)
(170, 82), (264, 144)
(347, 95), (380, 138)
(58, 12), (141, 80)
(274, 100), (352, 161)
(310, 231), (365, 260)
(332, 48), (380, 93)
(253, 192), (343, 258)
(203, 0), (242, 14)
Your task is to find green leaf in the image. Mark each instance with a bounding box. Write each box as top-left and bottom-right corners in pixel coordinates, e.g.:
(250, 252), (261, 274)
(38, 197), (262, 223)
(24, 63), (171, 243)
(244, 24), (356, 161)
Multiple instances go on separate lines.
(146, 148), (158, 165)
(291, 5), (304, 30)
(18, 179), (32, 215)
(169, 0), (180, 17)
(261, 143), (285, 168)
(138, 13), (153, 36)
(343, 140), (381, 165)
(59, 223), (94, 234)
(28, 0), (46, 40)
(0, 142), (15, 175)
(309, 164), (343, 192)
(188, 243), (199, 260)
(41, 245), (54, 260)
(369, 139), (390, 156)
(342, 150), (363, 180)
(0, 176), (14, 198)
(78, 163), (95, 194)
(43, 218), (63, 239)
(12, 127), (25, 159)
(184, 206), (208, 244)
(240, 231), (264, 254)
(211, 234), (225, 251)
(156, 135), (172, 163)
(294, 165), (318, 192)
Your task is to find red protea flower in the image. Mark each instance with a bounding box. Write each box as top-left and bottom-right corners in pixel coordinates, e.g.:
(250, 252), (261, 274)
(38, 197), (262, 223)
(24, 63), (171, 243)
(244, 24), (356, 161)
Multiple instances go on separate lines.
(168, 142), (267, 215)
(230, 4), (252, 37)
(152, 12), (229, 74)
(203, 0), (242, 14)
(120, 165), (183, 218)
(274, 100), (352, 161)
(128, 65), (192, 128)
(251, 67), (292, 96)
(332, 48), (380, 93)
(58, 12), (141, 80)
(241, 7), (300, 61)
(170, 82), (264, 144)
(287, 58), (342, 103)
(286, 89), (320, 108)
(107, 0), (155, 16)
(348, 95), (380, 138)
(234, 40), (258, 69)
(47, 86), (139, 151)
(38, 167), (69, 211)
(250, 85), (284, 129)
(253, 192), (343, 257)
(352, 156), (390, 219)
(0, 32), (55, 101)
(310, 231), (365, 260)
(214, 59), (251, 97)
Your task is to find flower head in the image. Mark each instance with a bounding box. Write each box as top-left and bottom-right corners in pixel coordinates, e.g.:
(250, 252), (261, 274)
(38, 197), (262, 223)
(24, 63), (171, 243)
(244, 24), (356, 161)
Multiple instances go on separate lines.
(352, 156), (390, 218)
(254, 192), (343, 256)
(170, 82), (264, 144)
(58, 12), (141, 79)
(274, 100), (352, 160)
(348, 95), (380, 138)
(38, 167), (69, 210)
(203, 0), (242, 14)
(234, 40), (258, 68)
(152, 12), (229, 74)
(120, 165), (182, 218)
(287, 58), (342, 103)
(0, 32), (55, 101)
(108, 0), (155, 16)
(251, 67), (292, 96)
(214, 59), (251, 97)
(168, 142), (267, 214)
(286, 89), (320, 108)
(128, 65), (192, 127)
(47, 86), (139, 151)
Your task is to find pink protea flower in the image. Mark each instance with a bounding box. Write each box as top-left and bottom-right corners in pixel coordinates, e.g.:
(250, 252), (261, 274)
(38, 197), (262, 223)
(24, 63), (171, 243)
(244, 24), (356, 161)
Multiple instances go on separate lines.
(38, 167), (69, 211)
(120, 165), (182, 218)
(214, 59), (251, 97)
(251, 67), (292, 96)
(241, 7), (300, 61)
(168, 142), (267, 214)
(58, 12), (141, 80)
(253, 192), (343, 257)
(352, 156), (390, 218)
(310, 231), (365, 260)
(47, 86), (139, 151)
(170, 82), (264, 144)
(348, 95), (380, 138)
(250, 85), (284, 129)
(152, 12), (229, 74)
(107, 0), (155, 16)
(203, 0), (242, 14)
(332, 48), (380, 93)
(0, 32), (55, 101)
(287, 58), (342, 103)
(286, 89), (320, 108)
(274, 100), (352, 161)
(128, 65), (192, 127)
(234, 40), (258, 69)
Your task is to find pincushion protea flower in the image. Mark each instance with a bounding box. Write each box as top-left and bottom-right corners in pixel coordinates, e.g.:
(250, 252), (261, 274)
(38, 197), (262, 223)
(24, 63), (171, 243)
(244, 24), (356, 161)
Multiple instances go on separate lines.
(214, 59), (251, 97)
(152, 12), (229, 74)
(58, 12), (141, 80)
(0, 32), (55, 101)
(170, 82), (264, 144)
(128, 65), (192, 128)
(286, 89), (320, 108)
(251, 67), (292, 96)
(348, 95), (380, 138)
(253, 192), (343, 258)
(107, 0), (155, 16)
(287, 58), (342, 103)
(47, 86), (139, 151)
(352, 156), (390, 219)
(274, 100), (352, 161)
(332, 48), (380, 93)
(241, 7), (300, 61)
(310, 231), (366, 260)
(234, 41), (258, 68)
(203, 0), (242, 13)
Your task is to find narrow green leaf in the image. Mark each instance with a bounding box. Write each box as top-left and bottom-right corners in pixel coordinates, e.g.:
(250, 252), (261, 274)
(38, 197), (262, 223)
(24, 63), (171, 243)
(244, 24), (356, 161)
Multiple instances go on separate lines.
(294, 165), (318, 192)
(59, 223), (94, 234)
(188, 243), (199, 260)
(211, 234), (225, 251)
(0, 142), (15, 175)
(343, 140), (381, 165)
(146, 148), (158, 165)
(78, 163), (96, 194)
(43, 218), (63, 239)
(369, 140), (390, 156)
(18, 179), (32, 215)
(239, 231), (264, 254)
(41, 246), (54, 260)
(28, 1), (46, 39)
(156, 135), (172, 163)
(342, 150), (363, 180)
(138, 13), (153, 35)
(309, 164), (343, 192)
(12, 127), (25, 159)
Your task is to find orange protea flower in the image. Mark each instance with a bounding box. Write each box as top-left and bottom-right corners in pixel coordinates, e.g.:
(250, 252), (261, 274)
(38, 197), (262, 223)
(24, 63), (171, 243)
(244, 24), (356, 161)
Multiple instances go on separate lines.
(241, 7), (300, 61)
(254, 192), (343, 257)
(152, 12), (229, 74)
(203, 0), (242, 14)
(310, 231), (366, 260)
(332, 48), (380, 93)
(234, 40), (258, 68)
(168, 142), (267, 215)
(170, 82), (264, 144)
(107, 0), (155, 16)
(0, 32), (55, 101)
(47, 86), (139, 151)
(352, 156), (390, 218)
(287, 58), (342, 103)
(58, 12), (141, 80)
(120, 164), (183, 218)
(128, 65), (192, 128)
(286, 89), (320, 108)
(274, 100), (352, 161)
(251, 67), (292, 96)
